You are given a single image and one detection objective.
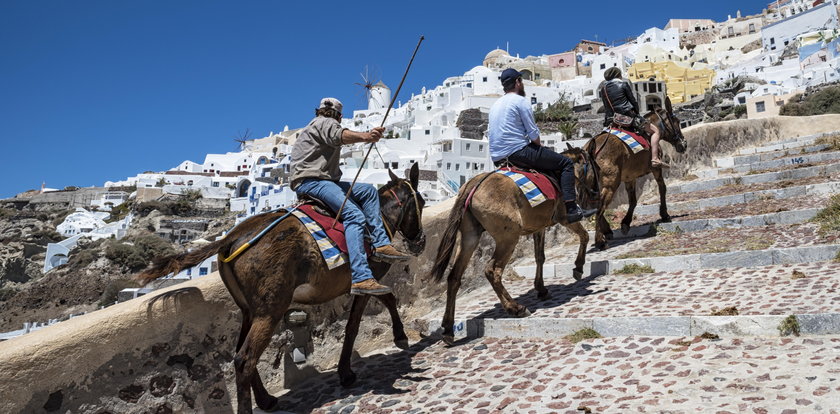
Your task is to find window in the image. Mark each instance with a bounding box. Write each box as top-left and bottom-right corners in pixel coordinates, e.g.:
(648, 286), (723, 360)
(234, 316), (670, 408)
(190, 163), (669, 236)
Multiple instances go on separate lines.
(391, 162), (398, 169)
(199, 267), (208, 276)
(755, 101), (766, 113)
(749, 23), (755, 33)
(531, 97), (537, 104)
(465, 143), (471, 151)
(455, 164), (460, 171)
(479, 144), (484, 152)
(728, 27), (734, 36)
(425, 129), (430, 135)
(600, 63), (606, 70)
(482, 77), (488, 82)
(738, 96), (746, 104)
(770, 37), (775, 45)
(212, 182), (220, 187)
(446, 162), (451, 170)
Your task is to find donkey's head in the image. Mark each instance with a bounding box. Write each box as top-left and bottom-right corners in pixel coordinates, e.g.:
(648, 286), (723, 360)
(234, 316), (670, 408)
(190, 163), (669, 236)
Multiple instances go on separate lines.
(564, 143), (600, 210)
(655, 97), (687, 153)
(382, 162), (426, 255)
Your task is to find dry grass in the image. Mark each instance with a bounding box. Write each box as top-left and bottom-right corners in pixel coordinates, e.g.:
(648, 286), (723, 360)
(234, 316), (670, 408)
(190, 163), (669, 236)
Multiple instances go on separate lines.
(699, 332), (721, 340)
(811, 194), (840, 235)
(815, 133), (840, 151)
(791, 270), (807, 280)
(565, 328), (602, 343)
(777, 315), (801, 337)
(612, 263), (655, 275)
(710, 306), (739, 316)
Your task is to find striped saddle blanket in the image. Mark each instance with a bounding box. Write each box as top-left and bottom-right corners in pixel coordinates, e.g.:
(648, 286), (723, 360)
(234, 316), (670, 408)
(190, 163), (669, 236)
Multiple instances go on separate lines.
(494, 167), (558, 207)
(292, 204), (371, 270)
(605, 128), (650, 154)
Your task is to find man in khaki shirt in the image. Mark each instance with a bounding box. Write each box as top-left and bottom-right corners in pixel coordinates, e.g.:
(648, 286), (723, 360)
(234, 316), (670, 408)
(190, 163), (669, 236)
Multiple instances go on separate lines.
(290, 98), (410, 296)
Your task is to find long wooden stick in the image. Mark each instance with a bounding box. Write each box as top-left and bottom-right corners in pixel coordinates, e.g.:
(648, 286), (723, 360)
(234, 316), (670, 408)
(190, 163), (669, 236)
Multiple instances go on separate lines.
(331, 35), (425, 228)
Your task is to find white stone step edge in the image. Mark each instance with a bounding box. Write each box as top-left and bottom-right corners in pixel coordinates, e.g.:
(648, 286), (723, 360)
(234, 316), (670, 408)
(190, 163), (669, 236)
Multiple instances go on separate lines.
(736, 132), (830, 155)
(670, 161), (840, 195)
(715, 144), (830, 168)
(429, 313), (840, 341)
(633, 180), (839, 216)
(693, 150), (840, 180)
(513, 244), (840, 280)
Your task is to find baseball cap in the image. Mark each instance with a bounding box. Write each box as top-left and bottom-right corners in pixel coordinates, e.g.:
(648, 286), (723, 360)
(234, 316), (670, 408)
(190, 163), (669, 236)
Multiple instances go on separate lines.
(500, 68), (523, 85)
(319, 97), (343, 113)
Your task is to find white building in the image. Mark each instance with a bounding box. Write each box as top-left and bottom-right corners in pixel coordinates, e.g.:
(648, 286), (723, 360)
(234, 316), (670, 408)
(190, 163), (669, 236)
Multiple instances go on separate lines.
(762, 3), (840, 53)
(56, 208), (110, 237)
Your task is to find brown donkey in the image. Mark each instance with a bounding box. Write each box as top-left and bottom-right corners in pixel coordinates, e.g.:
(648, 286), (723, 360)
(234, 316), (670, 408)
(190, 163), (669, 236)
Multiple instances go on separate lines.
(430, 149), (592, 345)
(581, 97), (687, 250)
(136, 164), (425, 414)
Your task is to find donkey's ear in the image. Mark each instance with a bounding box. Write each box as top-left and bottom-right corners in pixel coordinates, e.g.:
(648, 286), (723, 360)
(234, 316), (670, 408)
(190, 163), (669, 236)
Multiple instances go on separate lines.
(566, 142), (574, 151)
(409, 162), (420, 188)
(388, 168), (399, 183)
(665, 96), (673, 114)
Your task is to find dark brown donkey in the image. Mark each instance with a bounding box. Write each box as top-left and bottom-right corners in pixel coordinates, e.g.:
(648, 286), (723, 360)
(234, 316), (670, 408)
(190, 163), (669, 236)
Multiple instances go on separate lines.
(430, 149), (592, 345)
(136, 163), (425, 414)
(580, 97), (687, 250)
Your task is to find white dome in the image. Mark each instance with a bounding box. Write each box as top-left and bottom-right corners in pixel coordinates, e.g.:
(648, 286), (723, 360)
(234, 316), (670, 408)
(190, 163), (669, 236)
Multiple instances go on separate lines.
(485, 49), (509, 60)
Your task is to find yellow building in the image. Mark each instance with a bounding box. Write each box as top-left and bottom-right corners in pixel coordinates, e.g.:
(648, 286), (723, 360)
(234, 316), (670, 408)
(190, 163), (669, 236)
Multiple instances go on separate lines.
(627, 61), (715, 103)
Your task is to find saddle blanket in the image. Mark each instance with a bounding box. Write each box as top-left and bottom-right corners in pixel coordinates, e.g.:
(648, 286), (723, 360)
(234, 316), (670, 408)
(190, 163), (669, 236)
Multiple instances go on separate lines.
(605, 128), (650, 154)
(494, 167), (558, 207)
(292, 204), (349, 270)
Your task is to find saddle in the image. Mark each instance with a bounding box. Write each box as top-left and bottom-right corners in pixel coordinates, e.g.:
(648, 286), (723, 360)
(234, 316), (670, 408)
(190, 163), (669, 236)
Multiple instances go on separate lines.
(293, 194), (372, 257)
(296, 194), (336, 217)
(494, 159), (562, 197)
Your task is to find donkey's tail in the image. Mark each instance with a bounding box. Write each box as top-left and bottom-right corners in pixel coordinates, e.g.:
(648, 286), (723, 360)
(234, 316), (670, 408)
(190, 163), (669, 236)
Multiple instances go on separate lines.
(135, 239), (226, 286)
(430, 175), (484, 283)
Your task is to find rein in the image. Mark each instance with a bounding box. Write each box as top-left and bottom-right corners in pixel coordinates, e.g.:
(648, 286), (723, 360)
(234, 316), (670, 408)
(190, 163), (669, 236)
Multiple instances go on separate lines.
(381, 180), (422, 242)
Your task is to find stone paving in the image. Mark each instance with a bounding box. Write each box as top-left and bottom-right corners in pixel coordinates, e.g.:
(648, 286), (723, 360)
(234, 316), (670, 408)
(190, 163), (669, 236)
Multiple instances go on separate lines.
(272, 336), (840, 413)
(447, 261), (840, 320)
(261, 135), (840, 413)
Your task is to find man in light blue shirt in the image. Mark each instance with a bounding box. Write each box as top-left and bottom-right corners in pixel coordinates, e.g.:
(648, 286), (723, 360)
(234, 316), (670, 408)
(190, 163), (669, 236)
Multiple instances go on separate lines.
(488, 68), (596, 223)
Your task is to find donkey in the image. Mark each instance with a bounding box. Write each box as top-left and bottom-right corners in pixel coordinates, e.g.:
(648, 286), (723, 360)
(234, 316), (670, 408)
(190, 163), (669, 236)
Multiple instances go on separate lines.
(136, 163), (425, 414)
(429, 149), (592, 345)
(581, 97), (687, 250)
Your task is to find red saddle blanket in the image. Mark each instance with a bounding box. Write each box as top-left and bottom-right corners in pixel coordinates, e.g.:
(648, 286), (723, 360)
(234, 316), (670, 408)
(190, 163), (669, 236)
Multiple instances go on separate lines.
(497, 166), (559, 200)
(296, 204), (372, 255)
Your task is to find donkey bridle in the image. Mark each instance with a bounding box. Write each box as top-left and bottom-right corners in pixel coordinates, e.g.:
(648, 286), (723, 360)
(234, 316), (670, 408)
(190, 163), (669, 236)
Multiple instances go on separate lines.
(381, 180), (423, 242)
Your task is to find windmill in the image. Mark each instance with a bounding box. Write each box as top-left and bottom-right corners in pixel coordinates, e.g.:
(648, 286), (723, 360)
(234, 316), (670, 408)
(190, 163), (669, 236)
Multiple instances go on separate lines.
(354, 65), (384, 110)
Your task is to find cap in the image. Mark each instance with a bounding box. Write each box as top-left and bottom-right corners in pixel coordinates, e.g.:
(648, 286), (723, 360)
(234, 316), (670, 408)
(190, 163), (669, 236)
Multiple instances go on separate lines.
(319, 97), (343, 113)
(500, 68), (522, 85)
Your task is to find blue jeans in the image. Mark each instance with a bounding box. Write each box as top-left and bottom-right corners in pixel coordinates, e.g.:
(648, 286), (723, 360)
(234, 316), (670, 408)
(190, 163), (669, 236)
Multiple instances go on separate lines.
(295, 179), (391, 283)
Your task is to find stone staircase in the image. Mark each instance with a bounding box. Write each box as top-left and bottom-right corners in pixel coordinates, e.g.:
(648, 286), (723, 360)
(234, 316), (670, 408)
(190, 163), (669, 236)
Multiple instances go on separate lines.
(265, 132), (840, 413)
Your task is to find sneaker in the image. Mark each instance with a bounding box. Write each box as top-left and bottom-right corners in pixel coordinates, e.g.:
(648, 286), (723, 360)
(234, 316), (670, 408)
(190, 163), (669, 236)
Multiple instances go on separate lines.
(566, 204), (598, 223)
(371, 244), (412, 263)
(350, 279), (392, 296)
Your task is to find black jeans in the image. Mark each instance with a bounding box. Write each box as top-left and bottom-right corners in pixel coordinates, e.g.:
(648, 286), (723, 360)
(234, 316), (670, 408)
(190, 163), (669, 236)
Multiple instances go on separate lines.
(504, 142), (576, 202)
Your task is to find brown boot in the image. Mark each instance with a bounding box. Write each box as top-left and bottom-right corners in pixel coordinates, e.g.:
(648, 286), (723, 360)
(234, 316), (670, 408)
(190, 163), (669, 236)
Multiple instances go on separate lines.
(371, 244), (412, 263)
(350, 278), (393, 296)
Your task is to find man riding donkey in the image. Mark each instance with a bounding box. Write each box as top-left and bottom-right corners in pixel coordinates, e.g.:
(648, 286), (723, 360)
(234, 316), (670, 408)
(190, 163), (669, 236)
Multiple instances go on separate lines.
(598, 66), (667, 167)
(290, 97), (412, 296)
(489, 68), (597, 223)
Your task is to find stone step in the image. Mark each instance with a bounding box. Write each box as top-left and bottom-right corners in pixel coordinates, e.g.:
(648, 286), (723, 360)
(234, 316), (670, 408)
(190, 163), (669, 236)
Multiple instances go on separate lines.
(590, 208), (820, 242)
(272, 335), (840, 413)
(432, 313), (840, 341)
(633, 180), (839, 216)
(513, 244), (840, 280)
(715, 144), (831, 168)
(735, 133), (825, 155)
(670, 161), (840, 195)
(693, 150), (840, 179)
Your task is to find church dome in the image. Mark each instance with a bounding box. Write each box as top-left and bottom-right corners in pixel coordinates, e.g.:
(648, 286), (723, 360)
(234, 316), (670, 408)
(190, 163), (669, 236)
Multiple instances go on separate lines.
(484, 48), (509, 60)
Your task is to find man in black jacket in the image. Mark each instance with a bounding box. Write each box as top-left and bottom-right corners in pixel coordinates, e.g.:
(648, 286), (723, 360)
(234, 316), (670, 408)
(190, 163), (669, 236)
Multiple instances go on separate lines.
(598, 67), (665, 167)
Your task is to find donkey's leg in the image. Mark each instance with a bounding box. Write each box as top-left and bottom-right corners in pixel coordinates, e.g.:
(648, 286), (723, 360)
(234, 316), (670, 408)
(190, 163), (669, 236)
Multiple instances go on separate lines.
(234, 310), (280, 410)
(441, 219), (482, 345)
(533, 230), (549, 300)
(375, 293), (409, 349)
(621, 180), (637, 235)
(485, 238), (529, 317)
(234, 314), (283, 414)
(651, 168), (671, 222)
(337, 295), (371, 387)
(563, 221), (590, 281)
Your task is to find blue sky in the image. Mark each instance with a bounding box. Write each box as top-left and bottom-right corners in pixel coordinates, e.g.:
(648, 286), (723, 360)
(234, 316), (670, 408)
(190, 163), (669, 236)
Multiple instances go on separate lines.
(0, 0), (770, 198)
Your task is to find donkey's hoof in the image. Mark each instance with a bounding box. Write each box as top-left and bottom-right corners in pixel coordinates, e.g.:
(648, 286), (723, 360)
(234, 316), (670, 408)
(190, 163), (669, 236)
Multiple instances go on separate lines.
(510, 307), (531, 318)
(573, 270), (583, 281)
(605, 232), (614, 240)
(339, 371), (358, 387)
(537, 290), (551, 301)
(594, 241), (608, 251)
(660, 216), (672, 223)
(621, 223), (630, 235)
(442, 335), (456, 346)
(394, 338), (410, 350)
(256, 396), (282, 412)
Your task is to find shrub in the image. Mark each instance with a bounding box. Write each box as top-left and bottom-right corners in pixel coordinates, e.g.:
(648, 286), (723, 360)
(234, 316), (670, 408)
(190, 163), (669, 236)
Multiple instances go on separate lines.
(732, 104), (746, 118)
(613, 263), (655, 274)
(105, 243), (147, 270)
(535, 96), (576, 123)
(135, 201), (170, 217)
(811, 194), (840, 234)
(565, 328), (602, 343)
(780, 86), (840, 116)
(777, 315), (800, 337)
(133, 234), (175, 260)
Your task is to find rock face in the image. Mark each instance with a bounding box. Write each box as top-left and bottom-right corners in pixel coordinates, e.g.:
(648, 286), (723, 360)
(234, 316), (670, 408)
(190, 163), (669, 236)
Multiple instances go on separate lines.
(456, 108), (488, 140)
